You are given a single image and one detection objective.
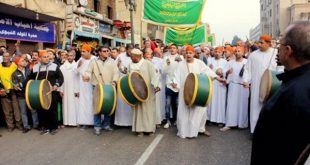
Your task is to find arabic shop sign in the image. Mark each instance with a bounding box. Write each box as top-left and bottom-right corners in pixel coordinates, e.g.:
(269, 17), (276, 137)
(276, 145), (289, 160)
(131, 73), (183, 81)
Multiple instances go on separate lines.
(73, 15), (99, 34)
(0, 14), (55, 43)
(142, 0), (205, 27)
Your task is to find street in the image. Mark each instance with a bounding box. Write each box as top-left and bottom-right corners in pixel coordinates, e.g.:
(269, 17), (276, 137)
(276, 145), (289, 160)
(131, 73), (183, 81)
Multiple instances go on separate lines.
(0, 125), (251, 165)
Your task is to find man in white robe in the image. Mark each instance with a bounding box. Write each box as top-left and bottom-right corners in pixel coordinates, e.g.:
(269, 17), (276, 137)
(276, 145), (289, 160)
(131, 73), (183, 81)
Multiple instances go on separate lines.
(243, 34), (283, 133)
(75, 44), (96, 128)
(129, 49), (160, 136)
(221, 46), (249, 131)
(143, 48), (164, 125)
(173, 45), (223, 139)
(114, 44), (133, 126)
(208, 47), (228, 125)
(59, 51), (79, 126)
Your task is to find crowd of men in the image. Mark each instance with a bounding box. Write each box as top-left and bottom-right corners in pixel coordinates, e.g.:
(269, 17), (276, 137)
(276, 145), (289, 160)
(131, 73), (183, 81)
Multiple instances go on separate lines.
(0, 21), (309, 165)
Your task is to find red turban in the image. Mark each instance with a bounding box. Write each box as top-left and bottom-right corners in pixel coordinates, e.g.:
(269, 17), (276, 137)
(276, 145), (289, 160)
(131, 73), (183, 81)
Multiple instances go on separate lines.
(215, 46), (224, 52)
(225, 45), (234, 53)
(186, 45), (195, 52)
(260, 34), (272, 43)
(14, 56), (24, 65)
(82, 44), (92, 52)
(38, 50), (48, 57)
(150, 41), (157, 51)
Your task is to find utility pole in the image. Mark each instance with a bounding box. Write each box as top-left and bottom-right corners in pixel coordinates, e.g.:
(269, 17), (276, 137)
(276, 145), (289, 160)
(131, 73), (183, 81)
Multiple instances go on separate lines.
(128, 0), (135, 45)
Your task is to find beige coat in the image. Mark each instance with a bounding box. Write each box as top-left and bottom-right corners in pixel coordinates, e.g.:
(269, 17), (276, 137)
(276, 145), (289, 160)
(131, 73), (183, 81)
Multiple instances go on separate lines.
(129, 59), (160, 133)
(85, 57), (119, 85)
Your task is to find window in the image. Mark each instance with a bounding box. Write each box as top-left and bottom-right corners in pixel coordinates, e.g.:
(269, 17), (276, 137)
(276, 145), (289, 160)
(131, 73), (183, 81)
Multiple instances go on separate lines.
(270, 9), (272, 17)
(94, 0), (100, 12)
(107, 6), (113, 19)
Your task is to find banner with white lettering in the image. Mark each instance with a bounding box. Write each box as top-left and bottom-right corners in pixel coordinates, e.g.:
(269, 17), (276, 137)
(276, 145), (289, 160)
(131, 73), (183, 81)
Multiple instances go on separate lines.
(0, 14), (55, 43)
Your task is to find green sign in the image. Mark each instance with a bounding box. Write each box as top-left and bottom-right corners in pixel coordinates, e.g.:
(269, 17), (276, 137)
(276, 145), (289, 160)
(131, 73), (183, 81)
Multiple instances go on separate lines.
(142, 0), (205, 27)
(164, 25), (206, 45)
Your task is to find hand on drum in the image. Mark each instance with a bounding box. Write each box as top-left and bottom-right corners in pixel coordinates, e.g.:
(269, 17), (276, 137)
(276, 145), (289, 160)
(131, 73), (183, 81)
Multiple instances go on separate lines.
(0, 89), (6, 96)
(52, 85), (58, 91)
(154, 87), (160, 93)
(171, 83), (178, 89)
(243, 82), (250, 88)
(82, 74), (90, 81)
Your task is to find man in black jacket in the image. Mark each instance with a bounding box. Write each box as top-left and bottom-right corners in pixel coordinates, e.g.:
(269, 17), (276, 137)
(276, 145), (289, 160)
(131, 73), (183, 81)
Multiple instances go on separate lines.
(29, 50), (64, 135)
(251, 21), (310, 165)
(12, 56), (39, 133)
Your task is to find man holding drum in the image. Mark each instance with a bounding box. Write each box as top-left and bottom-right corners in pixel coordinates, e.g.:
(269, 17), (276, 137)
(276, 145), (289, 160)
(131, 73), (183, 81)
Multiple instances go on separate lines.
(251, 21), (310, 165)
(83, 45), (119, 136)
(29, 50), (64, 135)
(173, 45), (225, 139)
(129, 48), (160, 137)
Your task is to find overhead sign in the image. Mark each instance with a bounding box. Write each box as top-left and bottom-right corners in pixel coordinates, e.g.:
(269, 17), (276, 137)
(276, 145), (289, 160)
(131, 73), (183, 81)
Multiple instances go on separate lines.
(142, 0), (205, 27)
(0, 14), (55, 43)
(164, 25), (206, 45)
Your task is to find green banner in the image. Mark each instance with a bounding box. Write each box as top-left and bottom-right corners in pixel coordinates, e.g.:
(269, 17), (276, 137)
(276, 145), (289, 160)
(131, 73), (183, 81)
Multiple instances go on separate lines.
(142, 0), (205, 27)
(164, 25), (206, 45)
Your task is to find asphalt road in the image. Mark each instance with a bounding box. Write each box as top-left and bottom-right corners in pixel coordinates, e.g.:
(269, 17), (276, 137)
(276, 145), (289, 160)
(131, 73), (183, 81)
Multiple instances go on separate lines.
(0, 125), (252, 165)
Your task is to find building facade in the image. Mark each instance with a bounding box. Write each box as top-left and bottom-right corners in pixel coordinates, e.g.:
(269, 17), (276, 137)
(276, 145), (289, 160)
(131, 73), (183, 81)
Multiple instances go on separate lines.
(0, 0), (66, 53)
(260, 0), (310, 39)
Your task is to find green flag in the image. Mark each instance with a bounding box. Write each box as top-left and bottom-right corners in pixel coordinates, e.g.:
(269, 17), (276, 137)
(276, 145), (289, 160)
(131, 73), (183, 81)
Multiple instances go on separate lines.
(142, 0), (205, 27)
(164, 25), (206, 45)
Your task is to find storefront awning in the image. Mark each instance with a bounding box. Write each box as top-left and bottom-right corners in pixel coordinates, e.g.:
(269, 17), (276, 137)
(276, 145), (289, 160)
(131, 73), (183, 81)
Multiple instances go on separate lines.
(0, 2), (63, 22)
(101, 34), (114, 40)
(74, 30), (101, 40)
(113, 38), (131, 44)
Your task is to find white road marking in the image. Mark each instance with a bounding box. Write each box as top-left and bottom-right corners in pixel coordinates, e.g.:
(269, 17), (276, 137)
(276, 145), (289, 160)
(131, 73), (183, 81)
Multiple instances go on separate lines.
(135, 134), (164, 165)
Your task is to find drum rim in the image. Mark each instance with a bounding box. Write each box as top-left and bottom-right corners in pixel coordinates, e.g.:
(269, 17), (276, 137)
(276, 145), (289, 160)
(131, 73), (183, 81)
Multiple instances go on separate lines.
(108, 85), (117, 116)
(96, 84), (104, 114)
(25, 80), (34, 111)
(204, 75), (213, 107)
(118, 76), (135, 106)
(188, 73), (198, 106)
(40, 80), (51, 110)
(128, 71), (149, 102)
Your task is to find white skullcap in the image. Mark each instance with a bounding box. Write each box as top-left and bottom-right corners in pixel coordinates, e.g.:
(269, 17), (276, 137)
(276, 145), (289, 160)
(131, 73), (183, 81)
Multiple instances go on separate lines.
(131, 48), (142, 56)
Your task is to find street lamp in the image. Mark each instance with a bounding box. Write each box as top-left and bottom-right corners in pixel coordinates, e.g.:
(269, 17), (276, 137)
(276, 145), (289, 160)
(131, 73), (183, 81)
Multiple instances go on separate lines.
(125, 0), (136, 45)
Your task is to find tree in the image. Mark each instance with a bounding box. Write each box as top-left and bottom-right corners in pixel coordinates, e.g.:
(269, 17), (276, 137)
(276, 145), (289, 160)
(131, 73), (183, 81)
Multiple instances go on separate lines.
(231, 35), (241, 46)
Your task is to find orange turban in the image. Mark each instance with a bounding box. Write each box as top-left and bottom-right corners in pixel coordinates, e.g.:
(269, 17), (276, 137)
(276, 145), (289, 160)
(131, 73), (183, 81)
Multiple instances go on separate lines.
(215, 46), (224, 52)
(14, 56), (24, 65)
(38, 50), (48, 57)
(259, 34), (272, 43)
(82, 44), (92, 52)
(225, 45), (234, 53)
(185, 45), (195, 52)
(236, 46), (245, 53)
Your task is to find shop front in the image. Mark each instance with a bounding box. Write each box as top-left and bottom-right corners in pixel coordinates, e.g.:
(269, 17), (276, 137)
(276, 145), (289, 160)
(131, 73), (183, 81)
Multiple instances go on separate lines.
(0, 13), (56, 54)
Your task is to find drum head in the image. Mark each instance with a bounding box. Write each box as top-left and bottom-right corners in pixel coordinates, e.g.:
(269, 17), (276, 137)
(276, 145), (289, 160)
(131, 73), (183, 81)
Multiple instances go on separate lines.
(93, 84), (102, 114)
(130, 72), (148, 101)
(41, 80), (52, 110)
(260, 69), (272, 103)
(184, 73), (196, 106)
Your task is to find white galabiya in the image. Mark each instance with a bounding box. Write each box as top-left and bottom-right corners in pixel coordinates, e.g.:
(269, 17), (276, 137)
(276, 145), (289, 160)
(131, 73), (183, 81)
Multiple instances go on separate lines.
(224, 58), (249, 129)
(75, 55), (96, 126)
(59, 60), (79, 126)
(174, 58), (217, 138)
(243, 43), (283, 133)
(114, 52), (133, 126)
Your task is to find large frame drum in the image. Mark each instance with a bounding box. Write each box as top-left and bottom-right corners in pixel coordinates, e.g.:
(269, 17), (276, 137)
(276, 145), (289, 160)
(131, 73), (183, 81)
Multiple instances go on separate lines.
(184, 73), (213, 107)
(118, 72), (149, 106)
(93, 84), (117, 115)
(260, 69), (282, 102)
(25, 80), (52, 111)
